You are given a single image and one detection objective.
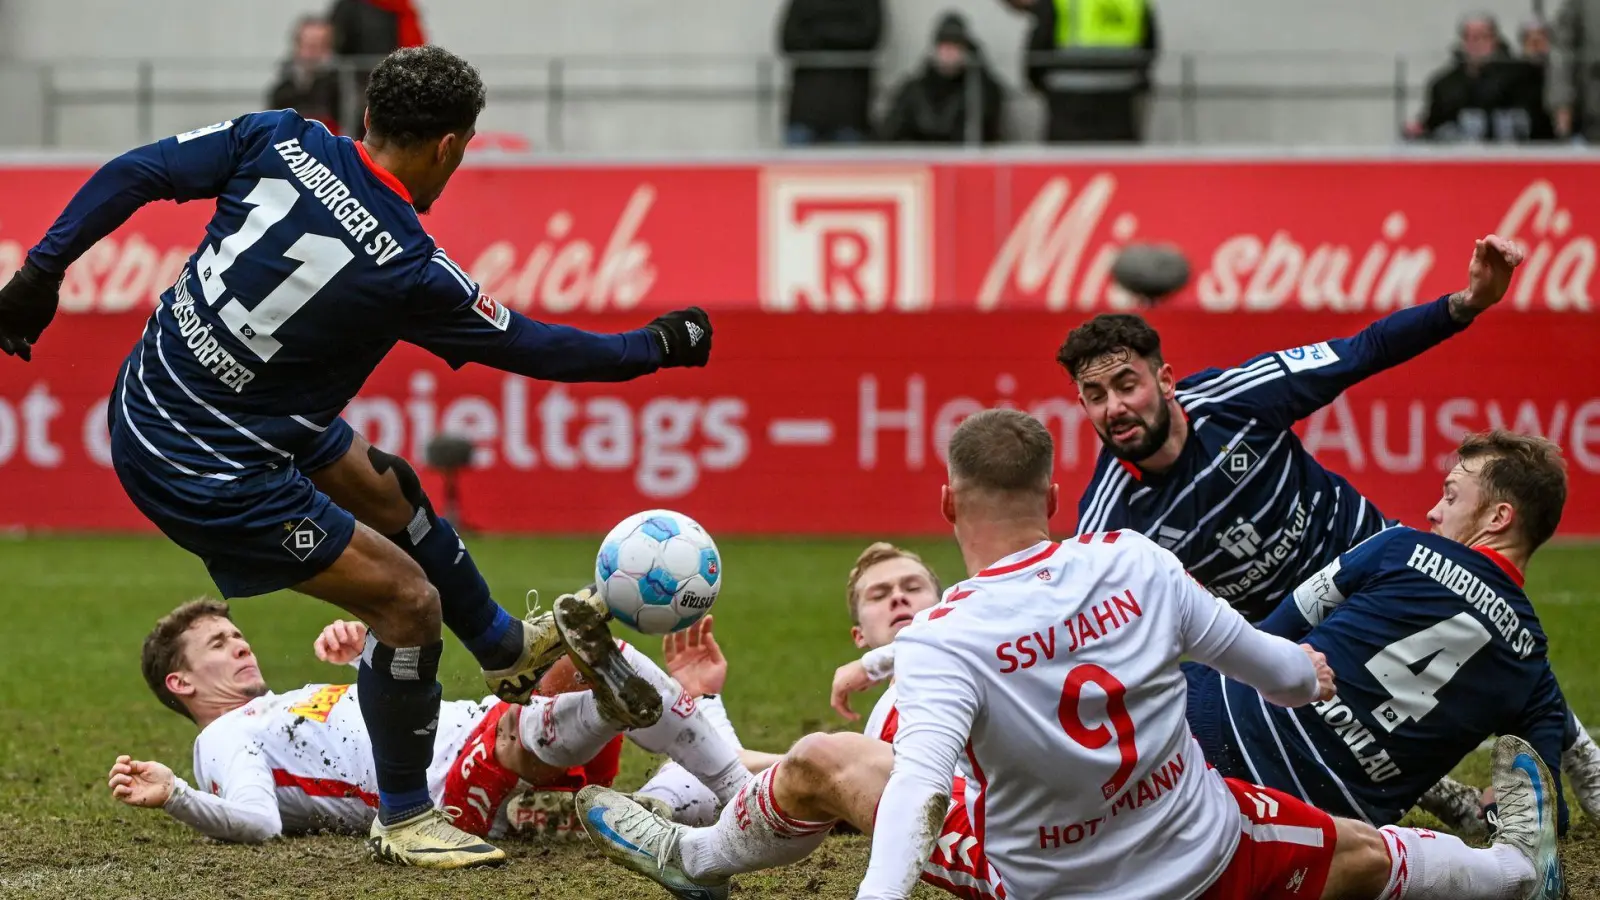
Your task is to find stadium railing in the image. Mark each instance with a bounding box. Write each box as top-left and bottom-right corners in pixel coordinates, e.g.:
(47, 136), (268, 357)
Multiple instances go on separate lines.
(0, 50), (1531, 153)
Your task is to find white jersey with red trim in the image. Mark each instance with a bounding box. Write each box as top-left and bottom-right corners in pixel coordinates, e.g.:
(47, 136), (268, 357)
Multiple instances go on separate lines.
(864, 683), (901, 744)
(861, 532), (1280, 900)
(192, 683), (493, 835)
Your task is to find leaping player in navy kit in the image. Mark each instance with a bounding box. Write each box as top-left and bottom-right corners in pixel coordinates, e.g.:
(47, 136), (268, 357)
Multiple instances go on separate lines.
(0, 46), (703, 867)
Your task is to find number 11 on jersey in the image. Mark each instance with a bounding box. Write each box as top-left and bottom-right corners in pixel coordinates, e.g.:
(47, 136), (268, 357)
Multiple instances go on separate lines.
(194, 177), (354, 363)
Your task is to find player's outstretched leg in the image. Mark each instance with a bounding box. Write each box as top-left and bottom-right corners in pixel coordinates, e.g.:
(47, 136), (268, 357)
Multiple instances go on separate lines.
(297, 522), (505, 869)
(1491, 735), (1563, 899)
(1333, 736), (1556, 900)
(523, 640), (749, 802)
(553, 586), (663, 730)
(579, 732), (885, 897)
(311, 434), (565, 703)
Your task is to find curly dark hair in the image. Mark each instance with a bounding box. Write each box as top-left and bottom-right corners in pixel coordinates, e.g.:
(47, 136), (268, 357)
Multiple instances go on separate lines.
(365, 45), (487, 146)
(1056, 314), (1164, 380)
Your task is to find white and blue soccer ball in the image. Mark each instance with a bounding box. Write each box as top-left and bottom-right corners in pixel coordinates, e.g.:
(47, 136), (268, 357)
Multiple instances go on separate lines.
(595, 509), (721, 635)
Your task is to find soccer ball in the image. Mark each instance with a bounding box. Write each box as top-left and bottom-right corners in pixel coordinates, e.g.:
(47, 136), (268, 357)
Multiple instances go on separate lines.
(595, 509), (721, 635)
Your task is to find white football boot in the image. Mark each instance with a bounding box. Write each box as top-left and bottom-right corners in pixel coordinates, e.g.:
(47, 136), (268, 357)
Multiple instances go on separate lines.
(1490, 735), (1565, 900)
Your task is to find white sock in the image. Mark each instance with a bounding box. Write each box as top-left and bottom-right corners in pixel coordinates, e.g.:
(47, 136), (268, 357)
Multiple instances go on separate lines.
(679, 763), (833, 880)
(1379, 826), (1534, 899)
(638, 760), (722, 826)
(696, 696), (744, 750)
(619, 644), (751, 803)
(519, 690), (617, 769)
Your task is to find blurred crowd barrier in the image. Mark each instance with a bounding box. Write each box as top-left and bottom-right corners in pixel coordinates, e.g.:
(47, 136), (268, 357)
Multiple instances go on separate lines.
(0, 51), (1534, 153)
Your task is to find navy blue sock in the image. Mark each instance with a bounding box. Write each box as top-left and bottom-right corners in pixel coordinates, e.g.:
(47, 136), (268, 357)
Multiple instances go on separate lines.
(388, 511), (522, 671)
(357, 637), (445, 825)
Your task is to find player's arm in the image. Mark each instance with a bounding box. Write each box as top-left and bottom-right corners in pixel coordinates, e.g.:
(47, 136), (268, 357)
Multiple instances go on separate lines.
(30, 114), (279, 276)
(108, 749), (283, 843)
(1180, 236), (1522, 428)
(856, 636), (978, 900)
(1165, 544), (1331, 706)
(831, 644), (895, 721)
(1257, 530), (1396, 640)
(398, 257), (711, 381)
(1, 113), (282, 359)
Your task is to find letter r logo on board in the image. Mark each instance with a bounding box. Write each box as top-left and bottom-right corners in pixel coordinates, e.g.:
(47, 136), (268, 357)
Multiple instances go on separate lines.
(759, 168), (932, 313)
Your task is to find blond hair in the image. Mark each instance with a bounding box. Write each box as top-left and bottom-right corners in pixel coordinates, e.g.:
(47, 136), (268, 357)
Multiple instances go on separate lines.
(845, 542), (940, 624)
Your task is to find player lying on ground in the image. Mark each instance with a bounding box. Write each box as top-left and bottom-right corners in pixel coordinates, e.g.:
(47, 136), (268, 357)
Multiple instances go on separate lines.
(579, 409), (1563, 900)
(0, 45), (713, 866)
(1059, 233), (1600, 828)
(108, 597), (751, 843)
(1187, 428), (1572, 836)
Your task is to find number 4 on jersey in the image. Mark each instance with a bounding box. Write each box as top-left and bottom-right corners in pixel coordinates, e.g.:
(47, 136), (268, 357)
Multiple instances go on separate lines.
(1364, 612), (1493, 733)
(195, 177), (354, 363)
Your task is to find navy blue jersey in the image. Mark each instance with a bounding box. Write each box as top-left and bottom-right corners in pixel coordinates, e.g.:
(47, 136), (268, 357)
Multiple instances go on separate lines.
(29, 110), (661, 478)
(1075, 299), (1470, 621)
(1220, 527), (1566, 826)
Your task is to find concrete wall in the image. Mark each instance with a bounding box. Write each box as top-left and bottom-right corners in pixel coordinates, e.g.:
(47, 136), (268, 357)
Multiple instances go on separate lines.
(0, 0), (1547, 151)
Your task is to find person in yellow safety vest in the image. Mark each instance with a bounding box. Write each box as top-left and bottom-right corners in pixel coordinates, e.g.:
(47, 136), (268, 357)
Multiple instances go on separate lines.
(1009, 0), (1159, 143)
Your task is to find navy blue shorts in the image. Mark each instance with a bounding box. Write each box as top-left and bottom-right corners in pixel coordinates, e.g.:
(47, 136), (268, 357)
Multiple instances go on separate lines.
(112, 418), (358, 598)
(1182, 662), (1252, 779)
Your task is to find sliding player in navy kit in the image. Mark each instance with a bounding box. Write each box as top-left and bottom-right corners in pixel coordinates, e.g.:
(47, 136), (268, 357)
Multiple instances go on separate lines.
(1056, 237), (1600, 832)
(1186, 430), (1571, 831)
(0, 46), (710, 867)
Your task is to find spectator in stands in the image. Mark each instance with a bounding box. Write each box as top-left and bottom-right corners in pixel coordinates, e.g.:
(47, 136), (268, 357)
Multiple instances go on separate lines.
(1410, 13), (1554, 143)
(879, 12), (1005, 144)
(328, 0), (426, 138)
(1008, 0), (1159, 143)
(267, 16), (343, 135)
(1548, 0), (1600, 139)
(778, 0), (884, 145)
(1522, 17), (1553, 63)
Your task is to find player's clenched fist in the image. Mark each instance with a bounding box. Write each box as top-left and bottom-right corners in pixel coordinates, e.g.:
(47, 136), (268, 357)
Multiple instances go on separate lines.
(0, 259), (64, 362)
(644, 307), (712, 369)
(108, 754), (176, 808)
(1300, 643), (1336, 702)
(313, 619), (368, 666)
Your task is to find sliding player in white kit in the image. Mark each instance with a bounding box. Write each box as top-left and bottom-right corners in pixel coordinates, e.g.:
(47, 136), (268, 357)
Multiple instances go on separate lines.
(107, 597), (751, 843)
(580, 409), (1563, 900)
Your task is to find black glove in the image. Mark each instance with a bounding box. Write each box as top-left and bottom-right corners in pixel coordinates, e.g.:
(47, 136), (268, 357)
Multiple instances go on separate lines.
(644, 307), (713, 369)
(0, 259), (64, 362)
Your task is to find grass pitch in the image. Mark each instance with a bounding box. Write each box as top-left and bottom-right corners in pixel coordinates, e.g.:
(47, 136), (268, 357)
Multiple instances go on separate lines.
(2, 535), (1599, 899)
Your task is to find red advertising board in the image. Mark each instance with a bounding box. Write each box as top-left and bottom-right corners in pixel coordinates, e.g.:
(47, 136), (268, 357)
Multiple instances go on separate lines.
(2, 156), (1594, 317)
(0, 155), (1594, 535)
(3, 309), (1597, 536)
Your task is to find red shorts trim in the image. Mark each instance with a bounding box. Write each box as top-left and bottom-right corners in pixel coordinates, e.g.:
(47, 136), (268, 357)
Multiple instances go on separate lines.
(440, 701), (524, 836)
(918, 777), (1004, 900)
(1200, 779), (1337, 900)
